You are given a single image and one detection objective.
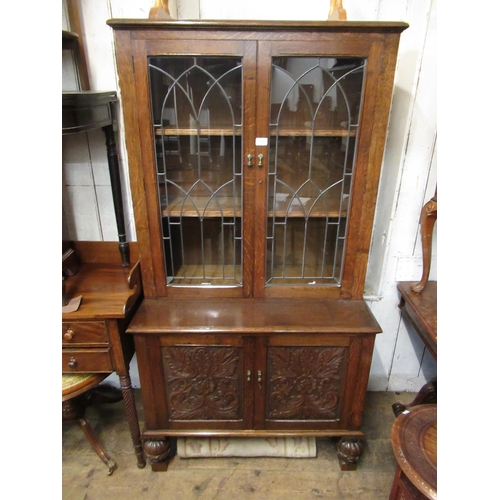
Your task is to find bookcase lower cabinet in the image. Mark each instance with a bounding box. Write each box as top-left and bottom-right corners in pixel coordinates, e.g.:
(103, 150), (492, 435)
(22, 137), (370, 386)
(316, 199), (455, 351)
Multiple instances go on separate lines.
(127, 298), (380, 471)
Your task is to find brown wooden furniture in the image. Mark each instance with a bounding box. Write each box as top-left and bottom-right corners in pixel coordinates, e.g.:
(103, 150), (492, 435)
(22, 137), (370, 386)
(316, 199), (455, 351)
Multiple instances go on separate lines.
(389, 405), (437, 500)
(62, 373), (121, 475)
(393, 281), (437, 416)
(128, 298), (381, 471)
(411, 191), (437, 293)
(108, 19), (408, 471)
(62, 91), (130, 266)
(62, 241), (146, 468)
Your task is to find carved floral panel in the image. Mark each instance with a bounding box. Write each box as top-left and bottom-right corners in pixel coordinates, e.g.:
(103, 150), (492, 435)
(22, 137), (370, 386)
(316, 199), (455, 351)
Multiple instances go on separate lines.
(267, 346), (346, 420)
(163, 346), (242, 420)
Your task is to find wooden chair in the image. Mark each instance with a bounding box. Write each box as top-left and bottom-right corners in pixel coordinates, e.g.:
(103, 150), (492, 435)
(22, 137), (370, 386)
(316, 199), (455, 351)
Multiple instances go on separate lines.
(62, 374), (122, 475)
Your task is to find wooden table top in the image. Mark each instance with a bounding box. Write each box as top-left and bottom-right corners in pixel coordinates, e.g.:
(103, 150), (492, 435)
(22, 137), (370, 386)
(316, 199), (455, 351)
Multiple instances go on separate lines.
(391, 405), (437, 500)
(397, 281), (437, 358)
(62, 261), (141, 320)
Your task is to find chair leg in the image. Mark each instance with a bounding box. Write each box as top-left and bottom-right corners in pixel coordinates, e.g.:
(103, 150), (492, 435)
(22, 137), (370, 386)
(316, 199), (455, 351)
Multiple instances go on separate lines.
(77, 417), (117, 476)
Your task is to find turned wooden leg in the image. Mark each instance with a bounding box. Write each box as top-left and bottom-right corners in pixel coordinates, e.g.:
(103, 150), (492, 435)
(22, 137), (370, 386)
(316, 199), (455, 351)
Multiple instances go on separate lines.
(103, 123), (130, 267)
(337, 437), (364, 471)
(392, 378), (437, 417)
(78, 417), (117, 475)
(143, 438), (171, 471)
(119, 375), (146, 468)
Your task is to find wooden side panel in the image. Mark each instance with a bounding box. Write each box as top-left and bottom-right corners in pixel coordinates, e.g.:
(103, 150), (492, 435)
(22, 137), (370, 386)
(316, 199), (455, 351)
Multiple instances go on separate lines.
(130, 39), (167, 298)
(340, 335), (376, 429)
(72, 241), (140, 265)
(349, 34), (402, 299)
(106, 320), (128, 374)
(133, 334), (170, 429)
(113, 31), (157, 297)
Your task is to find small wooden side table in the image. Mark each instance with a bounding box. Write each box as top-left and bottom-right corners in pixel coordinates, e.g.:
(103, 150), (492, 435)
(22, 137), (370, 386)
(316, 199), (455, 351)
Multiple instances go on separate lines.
(389, 405), (437, 500)
(62, 241), (145, 468)
(393, 281), (437, 416)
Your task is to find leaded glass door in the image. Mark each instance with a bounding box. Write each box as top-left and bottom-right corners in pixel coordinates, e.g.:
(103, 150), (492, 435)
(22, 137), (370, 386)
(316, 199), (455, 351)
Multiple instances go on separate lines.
(148, 55), (245, 289)
(263, 55), (366, 290)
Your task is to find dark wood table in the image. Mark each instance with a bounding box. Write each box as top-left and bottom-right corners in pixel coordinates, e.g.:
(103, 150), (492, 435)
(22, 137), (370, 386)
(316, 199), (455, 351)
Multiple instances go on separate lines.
(62, 242), (145, 468)
(62, 91), (130, 266)
(389, 404), (437, 500)
(393, 281), (437, 416)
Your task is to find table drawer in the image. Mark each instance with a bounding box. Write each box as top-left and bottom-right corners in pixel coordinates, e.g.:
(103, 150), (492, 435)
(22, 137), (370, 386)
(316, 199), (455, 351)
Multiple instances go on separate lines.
(62, 348), (113, 373)
(62, 322), (109, 345)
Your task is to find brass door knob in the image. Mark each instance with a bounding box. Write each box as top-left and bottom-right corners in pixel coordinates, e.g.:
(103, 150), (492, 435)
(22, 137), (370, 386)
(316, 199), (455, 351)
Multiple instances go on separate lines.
(64, 328), (75, 341)
(68, 357), (77, 369)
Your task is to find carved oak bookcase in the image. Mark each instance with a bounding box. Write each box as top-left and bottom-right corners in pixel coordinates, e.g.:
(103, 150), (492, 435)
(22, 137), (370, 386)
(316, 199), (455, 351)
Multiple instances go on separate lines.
(108, 19), (408, 471)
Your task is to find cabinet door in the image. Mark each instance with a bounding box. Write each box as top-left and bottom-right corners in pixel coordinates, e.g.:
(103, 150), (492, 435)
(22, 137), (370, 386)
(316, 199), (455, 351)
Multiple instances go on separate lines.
(157, 335), (254, 430)
(253, 37), (397, 299)
(254, 334), (374, 431)
(130, 39), (257, 297)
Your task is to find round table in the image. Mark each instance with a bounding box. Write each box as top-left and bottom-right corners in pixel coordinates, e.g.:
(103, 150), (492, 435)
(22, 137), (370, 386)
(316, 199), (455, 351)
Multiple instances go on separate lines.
(389, 404), (437, 500)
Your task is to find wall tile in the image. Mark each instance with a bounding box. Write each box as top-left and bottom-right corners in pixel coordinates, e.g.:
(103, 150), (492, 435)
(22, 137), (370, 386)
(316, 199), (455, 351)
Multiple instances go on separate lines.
(95, 185), (118, 241)
(62, 185), (101, 240)
(62, 134), (93, 186)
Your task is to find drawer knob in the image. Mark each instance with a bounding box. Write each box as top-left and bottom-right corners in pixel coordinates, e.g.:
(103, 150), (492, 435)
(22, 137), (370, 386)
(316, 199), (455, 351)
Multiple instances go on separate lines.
(68, 357), (77, 369)
(64, 328), (75, 341)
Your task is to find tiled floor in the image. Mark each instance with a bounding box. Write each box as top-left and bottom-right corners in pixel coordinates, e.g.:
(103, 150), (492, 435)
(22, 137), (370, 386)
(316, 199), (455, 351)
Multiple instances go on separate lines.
(62, 390), (416, 499)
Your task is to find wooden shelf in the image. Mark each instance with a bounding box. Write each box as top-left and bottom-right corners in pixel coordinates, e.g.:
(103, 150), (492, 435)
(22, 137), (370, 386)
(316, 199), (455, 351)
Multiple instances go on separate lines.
(169, 265), (242, 286)
(155, 127), (241, 137)
(272, 195), (349, 218)
(154, 127), (355, 138)
(270, 128), (356, 137)
(162, 196), (242, 217)
(162, 195), (348, 218)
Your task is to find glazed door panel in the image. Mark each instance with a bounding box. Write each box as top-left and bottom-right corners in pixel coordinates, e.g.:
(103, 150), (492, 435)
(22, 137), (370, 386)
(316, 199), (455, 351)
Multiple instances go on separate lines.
(131, 39), (257, 298)
(253, 39), (387, 299)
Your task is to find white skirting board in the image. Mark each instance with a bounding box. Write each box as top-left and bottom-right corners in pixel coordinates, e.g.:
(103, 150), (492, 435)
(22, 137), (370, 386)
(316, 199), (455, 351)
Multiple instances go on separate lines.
(177, 437), (317, 458)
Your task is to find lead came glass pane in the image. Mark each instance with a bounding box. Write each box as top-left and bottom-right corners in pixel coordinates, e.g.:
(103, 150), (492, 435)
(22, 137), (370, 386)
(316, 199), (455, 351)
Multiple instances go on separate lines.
(266, 57), (366, 287)
(148, 57), (243, 287)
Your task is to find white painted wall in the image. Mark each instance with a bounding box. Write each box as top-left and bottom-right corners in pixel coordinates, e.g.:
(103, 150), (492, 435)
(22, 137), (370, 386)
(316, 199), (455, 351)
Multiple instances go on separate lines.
(62, 0), (437, 392)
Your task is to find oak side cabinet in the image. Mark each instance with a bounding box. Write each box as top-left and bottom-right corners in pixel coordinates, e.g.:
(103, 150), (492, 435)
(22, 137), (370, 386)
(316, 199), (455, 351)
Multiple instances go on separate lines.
(108, 19), (408, 471)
